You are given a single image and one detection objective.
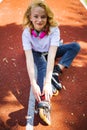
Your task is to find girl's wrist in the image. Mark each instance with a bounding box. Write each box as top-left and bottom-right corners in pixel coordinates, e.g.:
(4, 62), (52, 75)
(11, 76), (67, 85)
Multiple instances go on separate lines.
(44, 81), (51, 86)
(31, 79), (37, 87)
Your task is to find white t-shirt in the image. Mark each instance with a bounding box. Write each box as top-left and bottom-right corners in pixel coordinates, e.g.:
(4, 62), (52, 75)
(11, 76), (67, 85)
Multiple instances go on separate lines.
(22, 26), (60, 52)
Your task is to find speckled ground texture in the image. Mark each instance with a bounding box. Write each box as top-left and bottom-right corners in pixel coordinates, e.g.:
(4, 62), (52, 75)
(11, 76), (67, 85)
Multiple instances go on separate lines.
(0, 0), (87, 130)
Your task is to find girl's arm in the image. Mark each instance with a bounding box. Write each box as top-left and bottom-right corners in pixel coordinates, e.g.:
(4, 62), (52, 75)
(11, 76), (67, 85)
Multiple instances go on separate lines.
(43, 46), (58, 101)
(24, 50), (41, 102)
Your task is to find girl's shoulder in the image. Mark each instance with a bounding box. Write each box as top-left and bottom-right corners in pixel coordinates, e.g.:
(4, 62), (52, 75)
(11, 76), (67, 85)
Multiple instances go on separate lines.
(22, 27), (31, 38)
(23, 27), (30, 34)
(49, 26), (60, 33)
(50, 26), (59, 32)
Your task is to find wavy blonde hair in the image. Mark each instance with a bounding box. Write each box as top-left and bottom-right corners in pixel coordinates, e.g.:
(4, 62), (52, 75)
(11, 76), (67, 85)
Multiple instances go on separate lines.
(23, 0), (58, 29)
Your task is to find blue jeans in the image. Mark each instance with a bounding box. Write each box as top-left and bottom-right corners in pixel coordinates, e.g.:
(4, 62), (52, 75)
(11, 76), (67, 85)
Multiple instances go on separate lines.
(32, 42), (80, 92)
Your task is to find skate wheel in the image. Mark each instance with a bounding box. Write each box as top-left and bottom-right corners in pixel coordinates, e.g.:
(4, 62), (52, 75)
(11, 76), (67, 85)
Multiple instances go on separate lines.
(53, 90), (59, 96)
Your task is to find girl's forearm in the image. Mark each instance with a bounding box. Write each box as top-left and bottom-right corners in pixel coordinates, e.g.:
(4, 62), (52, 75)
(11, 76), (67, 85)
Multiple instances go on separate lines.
(26, 60), (37, 86)
(45, 46), (58, 85)
(25, 50), (37, 87)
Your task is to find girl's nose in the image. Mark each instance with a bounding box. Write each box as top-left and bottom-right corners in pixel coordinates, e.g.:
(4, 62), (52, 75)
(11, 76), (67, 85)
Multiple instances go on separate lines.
(38, 17), (42, 22)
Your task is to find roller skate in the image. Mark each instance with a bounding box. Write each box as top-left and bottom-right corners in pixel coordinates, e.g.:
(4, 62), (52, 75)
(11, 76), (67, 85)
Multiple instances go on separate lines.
(37, 101), (51, 125)
(52, 65), (63, 96)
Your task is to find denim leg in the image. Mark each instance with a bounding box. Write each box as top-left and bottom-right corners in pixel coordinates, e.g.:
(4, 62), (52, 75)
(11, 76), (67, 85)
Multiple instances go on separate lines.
(32, 51), (47, 92)
(55, 42), (80, 68)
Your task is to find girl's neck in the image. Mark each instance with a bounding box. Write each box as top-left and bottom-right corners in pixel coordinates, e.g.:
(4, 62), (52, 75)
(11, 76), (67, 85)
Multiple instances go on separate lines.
(35, 29), (40, 33)
(34, 28), (44, 33)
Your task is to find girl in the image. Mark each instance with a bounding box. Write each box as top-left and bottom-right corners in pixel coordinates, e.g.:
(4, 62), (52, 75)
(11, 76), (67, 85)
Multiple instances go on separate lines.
(22, 0), (80, 125)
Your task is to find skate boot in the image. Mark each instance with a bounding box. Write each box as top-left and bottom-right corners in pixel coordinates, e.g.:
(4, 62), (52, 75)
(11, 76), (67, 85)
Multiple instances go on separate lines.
(52, 65), (62, 96)
(37, 101), (51, 125)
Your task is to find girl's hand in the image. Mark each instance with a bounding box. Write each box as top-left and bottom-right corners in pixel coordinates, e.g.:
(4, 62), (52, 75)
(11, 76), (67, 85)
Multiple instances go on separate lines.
(32, 84), (41, 102)
(42, 83), (53, 102)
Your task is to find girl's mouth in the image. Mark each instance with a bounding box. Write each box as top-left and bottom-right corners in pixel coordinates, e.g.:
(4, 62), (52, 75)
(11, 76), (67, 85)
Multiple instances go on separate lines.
(36, 22), (43, 25)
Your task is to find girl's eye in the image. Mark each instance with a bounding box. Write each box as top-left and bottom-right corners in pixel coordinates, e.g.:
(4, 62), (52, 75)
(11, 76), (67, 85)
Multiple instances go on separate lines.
(33, 15), (47, 19)
(41, 15), (47, 19)
(34, 16), (38, 18)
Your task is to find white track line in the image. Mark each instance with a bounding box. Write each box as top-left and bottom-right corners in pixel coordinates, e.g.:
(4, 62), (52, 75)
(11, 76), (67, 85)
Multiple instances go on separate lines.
(0, 0), (3, 3)
(26, 65), (37, 130)
(26, 87), (35, 130)
(80, 0), (87, 9)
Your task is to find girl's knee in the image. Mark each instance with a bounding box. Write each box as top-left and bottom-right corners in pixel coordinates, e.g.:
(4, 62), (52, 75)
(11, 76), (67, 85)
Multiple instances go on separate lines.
(72, 42), (81, 52)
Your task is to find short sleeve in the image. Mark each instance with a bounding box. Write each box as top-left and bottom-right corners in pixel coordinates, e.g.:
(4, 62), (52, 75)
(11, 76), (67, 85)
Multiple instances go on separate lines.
(22, 28), (32, 50)
(50, 27), (60, 46)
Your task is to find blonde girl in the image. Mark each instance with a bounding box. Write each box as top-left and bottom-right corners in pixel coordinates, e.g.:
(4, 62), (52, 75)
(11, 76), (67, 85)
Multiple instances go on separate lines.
(22, 0), (80, 125)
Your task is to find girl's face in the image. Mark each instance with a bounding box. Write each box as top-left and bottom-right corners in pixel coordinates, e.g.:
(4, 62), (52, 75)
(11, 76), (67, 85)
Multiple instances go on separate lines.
(30, 6), (47, 31)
